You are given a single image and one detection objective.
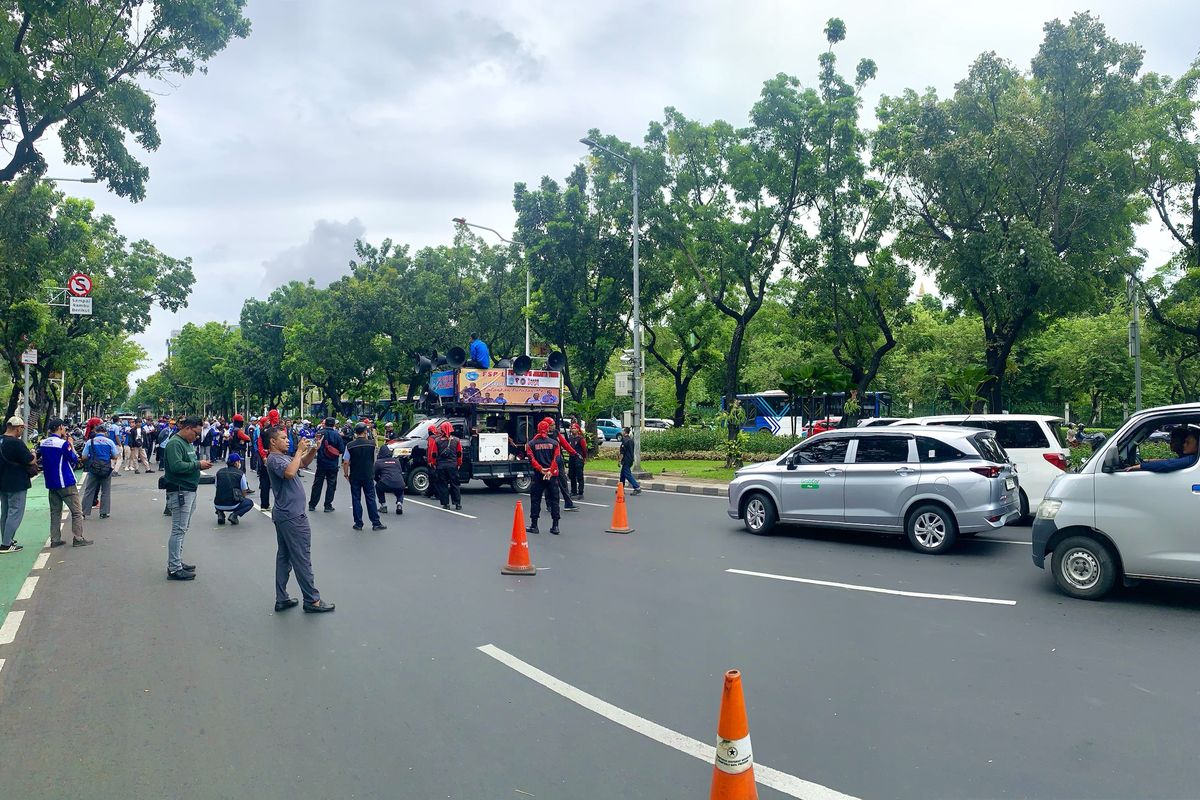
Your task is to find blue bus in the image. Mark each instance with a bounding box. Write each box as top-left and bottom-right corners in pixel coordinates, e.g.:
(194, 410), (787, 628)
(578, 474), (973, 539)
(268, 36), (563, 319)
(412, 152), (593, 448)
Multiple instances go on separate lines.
(733, 390), (893, 435)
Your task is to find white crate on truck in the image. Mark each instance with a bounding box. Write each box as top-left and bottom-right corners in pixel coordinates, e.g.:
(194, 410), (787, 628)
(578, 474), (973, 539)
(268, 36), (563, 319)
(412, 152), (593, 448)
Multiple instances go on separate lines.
(477, 432), (509, 462)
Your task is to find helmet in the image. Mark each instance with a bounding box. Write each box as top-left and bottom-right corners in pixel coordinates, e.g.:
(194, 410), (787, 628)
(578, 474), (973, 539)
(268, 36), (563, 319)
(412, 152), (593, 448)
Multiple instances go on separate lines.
(232, 414), (244, 423)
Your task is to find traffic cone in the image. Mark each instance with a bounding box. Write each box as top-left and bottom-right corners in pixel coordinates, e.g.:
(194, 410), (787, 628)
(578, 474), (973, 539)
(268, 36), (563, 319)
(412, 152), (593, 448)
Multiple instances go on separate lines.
(501, 500), (536, 576)
(605, 482), (635, 534)
(710, 669), (756, 800)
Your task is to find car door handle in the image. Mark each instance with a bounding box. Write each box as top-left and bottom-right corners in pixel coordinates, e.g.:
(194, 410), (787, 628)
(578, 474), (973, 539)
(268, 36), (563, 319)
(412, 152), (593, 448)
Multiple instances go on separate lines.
(824, 468), (842, 477)
(894, 467), (915, 476)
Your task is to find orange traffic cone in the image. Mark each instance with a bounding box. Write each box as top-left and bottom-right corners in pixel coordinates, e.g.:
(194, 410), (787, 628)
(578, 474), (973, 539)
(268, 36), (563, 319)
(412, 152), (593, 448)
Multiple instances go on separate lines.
(710, 669), (756, 800)
(501, 500), (536, 575)
(605, 482), (635, 534)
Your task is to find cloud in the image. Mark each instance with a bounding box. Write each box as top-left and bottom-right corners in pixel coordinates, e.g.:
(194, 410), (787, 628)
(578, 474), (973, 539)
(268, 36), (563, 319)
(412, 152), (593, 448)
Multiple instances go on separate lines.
(260, 218), (367, 290)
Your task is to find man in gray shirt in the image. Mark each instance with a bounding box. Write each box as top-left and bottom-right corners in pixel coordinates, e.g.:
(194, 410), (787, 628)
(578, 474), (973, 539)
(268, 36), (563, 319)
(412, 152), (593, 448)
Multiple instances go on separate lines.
(265, 425), (334, 613)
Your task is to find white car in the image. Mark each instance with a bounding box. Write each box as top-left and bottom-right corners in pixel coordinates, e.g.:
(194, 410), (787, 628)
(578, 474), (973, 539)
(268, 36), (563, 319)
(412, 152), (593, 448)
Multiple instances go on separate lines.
(891, 414), (1068, 520)
(643, 418), (675, 429)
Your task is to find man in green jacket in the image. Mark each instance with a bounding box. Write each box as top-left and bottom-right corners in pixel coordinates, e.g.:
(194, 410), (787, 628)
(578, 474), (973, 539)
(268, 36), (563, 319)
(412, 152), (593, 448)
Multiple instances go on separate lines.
(163, 416), (212, 581)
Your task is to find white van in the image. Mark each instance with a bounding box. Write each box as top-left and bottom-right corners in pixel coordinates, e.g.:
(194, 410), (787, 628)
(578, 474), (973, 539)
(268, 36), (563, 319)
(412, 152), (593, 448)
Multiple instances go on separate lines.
(1032, 403), (1200, 600)
(894, 415), (1068, 519)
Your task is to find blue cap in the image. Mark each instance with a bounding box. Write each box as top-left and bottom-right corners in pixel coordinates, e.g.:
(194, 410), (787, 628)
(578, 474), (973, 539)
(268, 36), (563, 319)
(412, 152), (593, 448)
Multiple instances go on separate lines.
(227, 453), (241, 463)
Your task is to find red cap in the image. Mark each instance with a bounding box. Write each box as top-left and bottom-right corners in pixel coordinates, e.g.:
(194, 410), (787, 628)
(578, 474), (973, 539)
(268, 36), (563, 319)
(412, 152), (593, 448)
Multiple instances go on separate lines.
(440, 421), (454, 435)
(233, 414), (244, 423)
(537, 419), (552, 435)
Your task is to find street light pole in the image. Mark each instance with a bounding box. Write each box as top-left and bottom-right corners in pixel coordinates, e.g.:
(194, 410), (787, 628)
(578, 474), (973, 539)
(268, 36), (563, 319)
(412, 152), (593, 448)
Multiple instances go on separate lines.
(580, 138), (643, 472)
(452, 218), (530, 356)
(1128, 274), (1143, 413)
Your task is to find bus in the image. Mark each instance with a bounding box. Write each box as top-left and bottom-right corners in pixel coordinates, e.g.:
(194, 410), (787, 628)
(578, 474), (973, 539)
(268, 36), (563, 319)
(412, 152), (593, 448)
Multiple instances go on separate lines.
(732, 390), (893, 435)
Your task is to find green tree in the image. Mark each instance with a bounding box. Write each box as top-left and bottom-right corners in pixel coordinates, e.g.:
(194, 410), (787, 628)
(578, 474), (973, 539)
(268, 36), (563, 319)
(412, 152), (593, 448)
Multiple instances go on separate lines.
(0, 0), (250, 198)
(1030, 307), (1133, 423)
(875, 12), (1145, 411)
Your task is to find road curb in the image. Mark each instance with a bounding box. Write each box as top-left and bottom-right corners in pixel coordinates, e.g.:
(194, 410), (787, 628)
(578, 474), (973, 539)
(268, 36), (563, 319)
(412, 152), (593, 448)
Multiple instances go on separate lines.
(585, 474), (728, 497)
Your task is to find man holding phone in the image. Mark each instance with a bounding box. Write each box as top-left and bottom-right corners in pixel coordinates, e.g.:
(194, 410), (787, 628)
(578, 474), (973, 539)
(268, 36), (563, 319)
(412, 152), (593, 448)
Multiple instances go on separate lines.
(267, 425), (334, 613)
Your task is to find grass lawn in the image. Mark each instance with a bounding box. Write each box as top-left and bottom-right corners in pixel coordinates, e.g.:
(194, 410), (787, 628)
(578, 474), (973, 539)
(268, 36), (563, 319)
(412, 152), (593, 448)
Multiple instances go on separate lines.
(590, 456), (737, 482)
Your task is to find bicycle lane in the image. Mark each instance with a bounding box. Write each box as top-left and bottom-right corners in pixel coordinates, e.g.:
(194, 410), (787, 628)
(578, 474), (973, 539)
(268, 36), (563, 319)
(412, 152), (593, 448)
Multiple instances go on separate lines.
(0, 478), (50, 672)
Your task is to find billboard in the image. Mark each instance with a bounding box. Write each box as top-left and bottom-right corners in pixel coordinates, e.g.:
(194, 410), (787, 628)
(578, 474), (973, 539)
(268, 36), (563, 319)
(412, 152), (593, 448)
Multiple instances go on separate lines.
(457, 369), (560, 407)
(429, 369), (456, 397)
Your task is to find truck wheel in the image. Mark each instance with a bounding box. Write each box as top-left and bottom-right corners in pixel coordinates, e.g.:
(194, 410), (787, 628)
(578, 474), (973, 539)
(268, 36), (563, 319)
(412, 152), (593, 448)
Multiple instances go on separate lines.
(482, 479), (505, 490)
(512, 475), (532, 493)
(1051, 535), (1118, 600)
(407, 466), (432, 496)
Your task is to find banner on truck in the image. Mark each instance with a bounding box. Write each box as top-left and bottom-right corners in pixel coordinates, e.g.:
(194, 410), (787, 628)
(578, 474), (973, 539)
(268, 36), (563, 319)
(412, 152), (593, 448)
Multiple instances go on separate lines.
(429, 369), (456, 397)
(458, 369), (560, 407)
(505, 370), (561, 389)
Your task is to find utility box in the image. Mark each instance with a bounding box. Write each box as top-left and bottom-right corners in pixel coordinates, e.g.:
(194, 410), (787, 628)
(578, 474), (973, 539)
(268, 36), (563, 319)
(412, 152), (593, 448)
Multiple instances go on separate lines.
(477, 432), (509, 463)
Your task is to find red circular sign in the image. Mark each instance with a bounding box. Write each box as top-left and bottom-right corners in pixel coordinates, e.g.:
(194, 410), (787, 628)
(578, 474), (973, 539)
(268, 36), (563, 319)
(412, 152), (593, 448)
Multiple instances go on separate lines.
(67, 272), (92, 297)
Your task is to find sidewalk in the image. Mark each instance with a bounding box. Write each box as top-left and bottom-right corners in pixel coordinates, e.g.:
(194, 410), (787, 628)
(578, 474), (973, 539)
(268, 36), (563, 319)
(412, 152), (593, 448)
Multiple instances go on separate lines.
(585, 470), (728, 497)
(0, 479), (48, 646)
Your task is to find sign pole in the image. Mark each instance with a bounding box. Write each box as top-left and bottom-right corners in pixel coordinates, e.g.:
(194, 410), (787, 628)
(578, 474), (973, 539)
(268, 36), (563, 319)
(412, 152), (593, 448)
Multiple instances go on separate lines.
(59, 370), (66, 419)
(22, 363), (30, 442)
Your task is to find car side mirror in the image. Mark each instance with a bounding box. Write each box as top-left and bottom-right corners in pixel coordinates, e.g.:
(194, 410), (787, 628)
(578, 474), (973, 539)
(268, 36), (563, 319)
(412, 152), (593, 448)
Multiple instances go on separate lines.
(1101, 449), (1119, 474)
(785, 456), (797, 470)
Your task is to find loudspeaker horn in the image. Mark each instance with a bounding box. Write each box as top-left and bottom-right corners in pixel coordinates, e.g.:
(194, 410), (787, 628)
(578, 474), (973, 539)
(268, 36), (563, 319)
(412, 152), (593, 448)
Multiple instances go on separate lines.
(547, 351), (567, 372)
(494, 357), (513, 370)
(415, 355), (434, 374)
(512, 355), (532, 375)
(447, 346), (467, 368)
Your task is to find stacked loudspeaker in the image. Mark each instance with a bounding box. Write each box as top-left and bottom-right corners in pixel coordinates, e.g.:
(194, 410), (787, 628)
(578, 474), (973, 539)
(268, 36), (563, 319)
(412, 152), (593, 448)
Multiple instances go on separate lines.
(415, 350), (566, 376)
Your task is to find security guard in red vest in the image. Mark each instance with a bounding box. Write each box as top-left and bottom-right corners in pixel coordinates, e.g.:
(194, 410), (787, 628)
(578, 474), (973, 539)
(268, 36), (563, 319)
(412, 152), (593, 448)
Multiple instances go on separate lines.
(525, 418), (561, 535)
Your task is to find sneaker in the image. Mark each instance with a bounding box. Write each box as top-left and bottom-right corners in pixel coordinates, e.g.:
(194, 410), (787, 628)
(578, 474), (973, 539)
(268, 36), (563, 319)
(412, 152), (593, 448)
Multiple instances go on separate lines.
(181, 562), (196, 572)
(308, 505), (317, 512)
(99, 512), (109, 519)
(352, 524), (363, 531)
(274, 597), (299, 612)
(303, 599), (335, 613)
(397, 505), (403, 515)
(379, 505), (388, 514)
(372, 524), (387, 531)
(72, 538), (93, 547)
(167, 569), (195, 581)
(163, 508), (171, 516)
(323, 506), (335, 513)
(525, 523), (540, 534)
(217, 512), (226, 525)
(260, 505), (270, 511)
(454, 504), (462, 511)
(229, 515), (240, 526)
(632, 488), (642, 495)
(0, 544), (23, 554)
(49, 540), (66, 548)
(565, 506), (579, 512)
(442, 504), (450, 509)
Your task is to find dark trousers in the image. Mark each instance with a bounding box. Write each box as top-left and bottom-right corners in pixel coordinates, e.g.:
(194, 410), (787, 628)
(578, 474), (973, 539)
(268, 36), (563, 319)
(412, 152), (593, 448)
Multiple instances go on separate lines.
(434, 466), (461, 507)
(274, 514), (320, 604)
(530, 473), (560, 522)
(556, 459), (574, 508)
(216, 497), (254, 520)
(257, 462), (272, 508)
(349, 478), (381, 526)
(569, 459), (585, 496)
(308, 465), (337, 509)
(376, 483), (404, 509)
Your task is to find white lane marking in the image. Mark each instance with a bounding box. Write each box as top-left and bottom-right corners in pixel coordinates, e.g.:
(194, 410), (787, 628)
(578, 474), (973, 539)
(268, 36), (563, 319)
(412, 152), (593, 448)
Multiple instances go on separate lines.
(631, 487), (725, 499)
(405, 498), (478, 519)
(572, 500), (608, 508)
(0, 657), (4, 675)
(726, 569), (1017, 606)
(43, 537), (51, 548)
(32, 553), (49, 570)
(259, 508), (272, 517)
(478, 644), (858, 800)
(15, 576), (38, 601)
(969, 538), (1032, 546)
(0, 610), (25, 645)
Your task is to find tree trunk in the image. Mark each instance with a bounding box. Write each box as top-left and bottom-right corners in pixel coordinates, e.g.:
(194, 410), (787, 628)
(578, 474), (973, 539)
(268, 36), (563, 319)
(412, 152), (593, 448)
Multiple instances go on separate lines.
(723, 322), (747, 440)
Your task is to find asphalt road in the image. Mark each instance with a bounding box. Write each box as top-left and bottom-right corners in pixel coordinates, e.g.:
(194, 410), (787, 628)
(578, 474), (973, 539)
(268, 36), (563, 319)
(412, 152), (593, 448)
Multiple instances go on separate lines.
(3, 468), (1200, 799)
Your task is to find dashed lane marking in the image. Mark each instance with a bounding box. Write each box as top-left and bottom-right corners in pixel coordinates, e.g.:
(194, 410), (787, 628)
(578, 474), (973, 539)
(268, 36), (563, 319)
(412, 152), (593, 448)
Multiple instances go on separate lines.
(405, 498), (478, 519)
(571, 500), (608, 508)
(726, 568), (1017, 606)
(15, 577), (38, 601)
(968, 538), (1032, 546)
(32, 552), (49, 570)
(477, 643), (859, 800)
(0, 610), (25, 645)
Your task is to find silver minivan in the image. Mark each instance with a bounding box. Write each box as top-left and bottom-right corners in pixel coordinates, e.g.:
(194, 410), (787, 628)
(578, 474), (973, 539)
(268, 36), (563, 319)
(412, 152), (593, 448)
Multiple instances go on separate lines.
(1032, 403), (1200, 600)
(727, 426), (1021, 554)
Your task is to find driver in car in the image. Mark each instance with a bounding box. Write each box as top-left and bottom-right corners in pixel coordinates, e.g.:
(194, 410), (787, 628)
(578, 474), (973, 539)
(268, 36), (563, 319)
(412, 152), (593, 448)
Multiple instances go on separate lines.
(1125, 425), (1199, 473)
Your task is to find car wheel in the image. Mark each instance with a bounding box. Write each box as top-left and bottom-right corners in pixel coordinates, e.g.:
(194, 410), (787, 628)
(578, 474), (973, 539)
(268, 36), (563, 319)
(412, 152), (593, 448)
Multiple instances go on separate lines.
(905, 504), (958, 554)
(407, 466), (431, 495)
(512, 475), (532, 493)
(1051, 536), (1118, 600)
(742, 492), (777, 535)
(1017, 489), (1031, 525)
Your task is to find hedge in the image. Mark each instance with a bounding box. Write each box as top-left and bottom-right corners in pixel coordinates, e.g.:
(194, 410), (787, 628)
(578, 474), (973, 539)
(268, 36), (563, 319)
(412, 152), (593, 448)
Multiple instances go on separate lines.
(636, 428), (798, 457)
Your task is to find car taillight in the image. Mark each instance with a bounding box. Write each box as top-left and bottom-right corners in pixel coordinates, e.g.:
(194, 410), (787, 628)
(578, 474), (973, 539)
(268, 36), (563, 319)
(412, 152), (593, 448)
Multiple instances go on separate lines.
(1043, 452), (1068, 471)
(970, 466), (1002, 478)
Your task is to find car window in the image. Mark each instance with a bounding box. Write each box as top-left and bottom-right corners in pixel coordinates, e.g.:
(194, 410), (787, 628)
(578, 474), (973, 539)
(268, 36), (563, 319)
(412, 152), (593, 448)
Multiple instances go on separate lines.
(797, 438), (849, 464)
(916, 436), (966, 463)
(853, 436), (911, 464)
(989, 421), (1051, 449)
(970, 434), (1008, 463)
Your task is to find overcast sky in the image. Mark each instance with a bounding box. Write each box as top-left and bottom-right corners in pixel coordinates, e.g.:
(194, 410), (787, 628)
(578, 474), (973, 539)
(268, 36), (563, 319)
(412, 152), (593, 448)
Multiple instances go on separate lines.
(40, 0), (1200, 387)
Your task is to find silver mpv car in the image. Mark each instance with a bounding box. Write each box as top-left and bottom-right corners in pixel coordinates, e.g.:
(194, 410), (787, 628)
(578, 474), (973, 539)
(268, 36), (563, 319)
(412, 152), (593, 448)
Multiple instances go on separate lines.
(727, 426), (1021, 554)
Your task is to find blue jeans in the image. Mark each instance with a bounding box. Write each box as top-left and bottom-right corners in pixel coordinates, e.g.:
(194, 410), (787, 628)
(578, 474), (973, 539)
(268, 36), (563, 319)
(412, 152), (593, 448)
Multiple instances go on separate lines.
(0, 489), (27, 546)
(167, 490), (197, 573)
(215, 497), (254, 519)
(619, 465), (640, 490)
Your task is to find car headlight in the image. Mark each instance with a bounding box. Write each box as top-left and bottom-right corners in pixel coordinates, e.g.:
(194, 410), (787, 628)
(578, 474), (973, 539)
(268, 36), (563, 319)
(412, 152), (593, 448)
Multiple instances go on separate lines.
(397, 447), (412, 456)
(1036, 499), (1062, 521)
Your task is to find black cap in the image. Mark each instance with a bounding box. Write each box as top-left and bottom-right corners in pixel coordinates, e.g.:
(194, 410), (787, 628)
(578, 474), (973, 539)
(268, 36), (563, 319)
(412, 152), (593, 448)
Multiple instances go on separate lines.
(324, 417), (336, 426)
(354, 422), (368, 434)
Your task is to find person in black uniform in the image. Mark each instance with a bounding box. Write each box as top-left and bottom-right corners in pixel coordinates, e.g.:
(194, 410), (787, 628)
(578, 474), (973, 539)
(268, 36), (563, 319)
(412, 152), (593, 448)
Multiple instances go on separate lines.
(427, 421), (463, 510)
(342, 422), (386, 531)
(525, 418), (561, 535)
(566, 422), (588, 498)
(374, 442), (405, 515)
(548, 420), (580, 512)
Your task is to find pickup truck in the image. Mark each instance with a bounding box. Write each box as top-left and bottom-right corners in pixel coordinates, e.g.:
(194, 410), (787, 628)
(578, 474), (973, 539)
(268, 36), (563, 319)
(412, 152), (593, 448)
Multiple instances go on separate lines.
(386, 417), (535, 495)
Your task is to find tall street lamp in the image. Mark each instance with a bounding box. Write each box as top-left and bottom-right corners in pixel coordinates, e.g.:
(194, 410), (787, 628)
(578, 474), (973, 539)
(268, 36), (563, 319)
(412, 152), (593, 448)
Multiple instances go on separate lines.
(43, 176), (99, 183)
(452, 217), (530, 357)
(580, 137), (643, 472)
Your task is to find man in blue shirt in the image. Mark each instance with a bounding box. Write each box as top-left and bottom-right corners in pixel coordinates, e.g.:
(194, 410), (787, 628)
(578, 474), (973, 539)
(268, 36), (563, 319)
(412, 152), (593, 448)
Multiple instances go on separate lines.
(38, 419), (92, 547)
(1126, 425), (1199, 473)
(468, 333), (491, 369)
(81, 427), (119, 518)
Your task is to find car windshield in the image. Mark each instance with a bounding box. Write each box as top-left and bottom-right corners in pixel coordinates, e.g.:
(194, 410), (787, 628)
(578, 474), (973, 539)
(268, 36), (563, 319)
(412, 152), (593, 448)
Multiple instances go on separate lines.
(403, 421), (434, 438)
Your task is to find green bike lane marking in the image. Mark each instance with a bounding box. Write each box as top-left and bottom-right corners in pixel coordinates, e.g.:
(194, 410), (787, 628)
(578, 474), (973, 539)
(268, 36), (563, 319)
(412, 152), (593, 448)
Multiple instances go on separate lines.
(0, 478), (49, 652)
